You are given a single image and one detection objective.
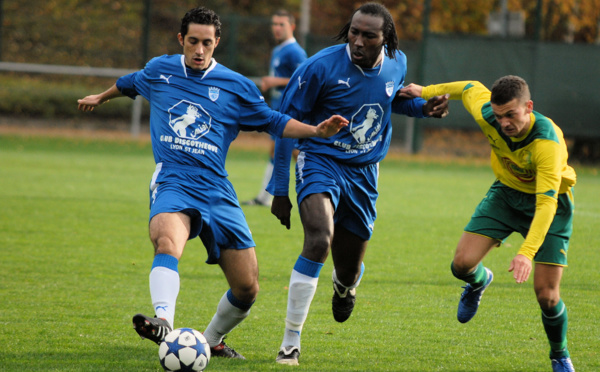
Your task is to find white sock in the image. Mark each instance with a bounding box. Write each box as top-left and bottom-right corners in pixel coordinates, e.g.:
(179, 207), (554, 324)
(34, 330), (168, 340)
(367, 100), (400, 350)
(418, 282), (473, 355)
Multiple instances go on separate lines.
(203, 290), (252, 347)
(149, 254), (180, 329)
(281, 269), (319, 350)
(256, 162), (274, 205)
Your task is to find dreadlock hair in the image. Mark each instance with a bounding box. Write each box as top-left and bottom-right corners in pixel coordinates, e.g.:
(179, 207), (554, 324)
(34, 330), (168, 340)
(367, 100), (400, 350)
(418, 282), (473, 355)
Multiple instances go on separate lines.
(334, 2), (399, 60)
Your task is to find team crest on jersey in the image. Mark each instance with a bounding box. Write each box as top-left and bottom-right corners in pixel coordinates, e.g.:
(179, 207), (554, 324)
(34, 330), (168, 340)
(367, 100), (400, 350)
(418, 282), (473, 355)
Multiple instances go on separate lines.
(209, 87), (220, 102)
(385, 81), (395, 97)
(501, 156), (535, 182)
(350, 104), (384, 144)
(168, 100), (211, 140)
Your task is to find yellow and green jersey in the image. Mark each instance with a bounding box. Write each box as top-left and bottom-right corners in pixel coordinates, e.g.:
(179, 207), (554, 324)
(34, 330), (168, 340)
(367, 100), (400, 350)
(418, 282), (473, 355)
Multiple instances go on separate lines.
(421, 81), (576, 259)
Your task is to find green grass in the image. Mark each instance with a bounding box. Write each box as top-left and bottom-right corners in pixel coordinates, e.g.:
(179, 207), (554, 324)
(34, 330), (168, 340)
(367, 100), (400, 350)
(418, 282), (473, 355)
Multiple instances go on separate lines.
(0, 134), (598, 371)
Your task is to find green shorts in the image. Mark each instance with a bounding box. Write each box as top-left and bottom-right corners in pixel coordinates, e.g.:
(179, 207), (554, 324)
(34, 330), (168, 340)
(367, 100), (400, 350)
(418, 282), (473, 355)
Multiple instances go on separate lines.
(465, 180), (574, 266)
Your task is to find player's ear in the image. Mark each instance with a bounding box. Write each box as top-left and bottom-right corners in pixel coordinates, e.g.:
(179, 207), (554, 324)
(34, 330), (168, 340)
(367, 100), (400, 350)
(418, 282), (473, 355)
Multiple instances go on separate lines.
(214, 37), (220, 48)
(525, 99), (533, 113)
(177, 33), (184, 47)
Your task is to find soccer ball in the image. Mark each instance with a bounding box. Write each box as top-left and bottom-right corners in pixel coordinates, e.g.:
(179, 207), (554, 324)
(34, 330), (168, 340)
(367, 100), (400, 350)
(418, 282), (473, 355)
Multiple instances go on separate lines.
(158, 328), (211, 372)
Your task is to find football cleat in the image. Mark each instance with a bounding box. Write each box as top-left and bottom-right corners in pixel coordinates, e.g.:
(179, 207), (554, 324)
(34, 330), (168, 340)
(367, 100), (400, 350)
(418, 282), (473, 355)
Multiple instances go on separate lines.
(457, 268), (493, 323)
(332, 280), (356, 323)
(276, 346), (300, 366)
(132, 313), (172, 345)
(210, 338), (245, 359)
(551, 357), (575, 372)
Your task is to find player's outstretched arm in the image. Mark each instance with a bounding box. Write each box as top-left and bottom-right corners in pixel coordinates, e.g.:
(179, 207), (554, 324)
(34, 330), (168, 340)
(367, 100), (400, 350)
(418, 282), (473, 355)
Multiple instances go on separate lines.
(399, 84), (449, 118)
(77, 84), (124, 112)
(282, 115), (348, 139)
(398, 83), (423, 98)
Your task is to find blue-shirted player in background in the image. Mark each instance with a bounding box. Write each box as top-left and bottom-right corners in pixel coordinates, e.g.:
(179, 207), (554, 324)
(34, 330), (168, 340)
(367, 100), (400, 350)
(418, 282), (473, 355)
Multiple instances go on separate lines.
(243, 9), (307, 207)
(77, 6), (347, 360)
(268, 2), (449, 365)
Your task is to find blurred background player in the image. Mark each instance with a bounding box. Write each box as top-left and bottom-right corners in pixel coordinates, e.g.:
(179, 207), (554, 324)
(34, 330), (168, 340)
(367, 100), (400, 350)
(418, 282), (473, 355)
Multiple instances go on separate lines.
(400, 76), (576, 372)
(243, 9), (307, 207)
(267, 2), (449, 365)
(77, 6), (347, 361)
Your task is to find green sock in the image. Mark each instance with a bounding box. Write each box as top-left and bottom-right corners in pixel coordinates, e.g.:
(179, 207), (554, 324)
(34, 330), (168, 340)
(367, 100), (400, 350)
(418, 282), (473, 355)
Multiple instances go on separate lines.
(542, 299), (569, 359)
(451, 262), (487, 287)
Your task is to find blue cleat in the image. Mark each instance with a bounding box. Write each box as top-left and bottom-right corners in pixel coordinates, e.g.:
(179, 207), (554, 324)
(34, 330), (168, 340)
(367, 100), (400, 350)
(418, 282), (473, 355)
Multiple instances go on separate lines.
(457, 268), (493, 323)
(551, 357), (575, 372)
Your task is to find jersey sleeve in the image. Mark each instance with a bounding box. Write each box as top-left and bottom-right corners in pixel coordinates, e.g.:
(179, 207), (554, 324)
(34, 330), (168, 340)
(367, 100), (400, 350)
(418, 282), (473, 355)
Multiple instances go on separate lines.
(116, 56), (160, 100)
(517, 139), (561, 260)
(421, 81), (491, 121)
(391, 96), (428, 118)
(266, 136), (295, 196)
(116, 72), (139, 99)
(237, 77), (291, 137)
(268, 62), (324, 196)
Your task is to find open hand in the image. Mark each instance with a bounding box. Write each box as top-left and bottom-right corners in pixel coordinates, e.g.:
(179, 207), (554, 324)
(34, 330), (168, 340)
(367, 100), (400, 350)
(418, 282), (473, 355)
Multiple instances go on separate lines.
(316, 115), (348, 138)
(398, 83), (423, 98)
(508, 254), (532, 283)
(77, 94), (105, 112)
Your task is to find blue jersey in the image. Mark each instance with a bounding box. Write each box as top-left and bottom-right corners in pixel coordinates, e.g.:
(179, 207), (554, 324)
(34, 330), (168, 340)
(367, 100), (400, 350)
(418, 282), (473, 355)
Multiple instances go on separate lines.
(269, 38), (307, 110)
(116, 54), (292, 177)
(268, 44), (427, 196)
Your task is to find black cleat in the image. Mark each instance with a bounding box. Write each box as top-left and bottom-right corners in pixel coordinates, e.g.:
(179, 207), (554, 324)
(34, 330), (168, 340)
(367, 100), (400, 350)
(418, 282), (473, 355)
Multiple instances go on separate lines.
(332, 281), (356, 323)
(210, 338), (245, 359)
(276, 346), (300, 365)
(132, 313), (172, 345)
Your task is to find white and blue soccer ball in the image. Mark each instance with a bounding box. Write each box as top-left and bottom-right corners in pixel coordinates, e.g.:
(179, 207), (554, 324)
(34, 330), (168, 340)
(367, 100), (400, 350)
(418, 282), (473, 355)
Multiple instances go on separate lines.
(158, 328), (211, 372)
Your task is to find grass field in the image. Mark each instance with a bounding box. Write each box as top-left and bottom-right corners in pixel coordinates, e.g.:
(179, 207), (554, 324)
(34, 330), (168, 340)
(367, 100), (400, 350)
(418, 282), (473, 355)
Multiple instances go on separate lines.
(0, 133), (598, 371)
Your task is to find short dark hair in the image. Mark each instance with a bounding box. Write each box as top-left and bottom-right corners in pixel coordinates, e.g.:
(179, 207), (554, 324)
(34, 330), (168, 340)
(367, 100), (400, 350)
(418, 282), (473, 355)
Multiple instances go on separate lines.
(273, 9), (296, 26)
(334, 2), (399, 60)
(491, 75), (531, 105)
(180, 7), (222, 39)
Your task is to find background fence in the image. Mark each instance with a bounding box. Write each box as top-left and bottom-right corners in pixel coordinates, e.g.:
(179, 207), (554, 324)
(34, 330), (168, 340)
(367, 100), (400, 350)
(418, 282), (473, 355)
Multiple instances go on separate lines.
(1, 2), (599, 160)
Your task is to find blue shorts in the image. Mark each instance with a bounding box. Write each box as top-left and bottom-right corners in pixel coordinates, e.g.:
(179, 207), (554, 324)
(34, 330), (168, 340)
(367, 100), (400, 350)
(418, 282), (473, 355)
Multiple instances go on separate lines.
(149, 163), (255, 264)
(295, 152), (378, 240)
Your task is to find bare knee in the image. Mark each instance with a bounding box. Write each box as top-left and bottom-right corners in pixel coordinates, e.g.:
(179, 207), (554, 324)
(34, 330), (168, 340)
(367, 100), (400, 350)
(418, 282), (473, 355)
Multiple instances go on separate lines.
(451, 253), (479, 276)
(220, 248), (260, 304)
(231, 280), (259, 304)
(452, 233), (499, 275)
(302, 232), (331, 262)
(535, 287), (561, 310)
(299, 194), (334, 262)
(151, 235), (178, 255)
(301, 213), (334, 261)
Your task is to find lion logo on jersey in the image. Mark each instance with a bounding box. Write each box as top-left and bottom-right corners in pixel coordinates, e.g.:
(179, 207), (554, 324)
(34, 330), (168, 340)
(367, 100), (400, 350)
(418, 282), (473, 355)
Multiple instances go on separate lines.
(168, 100), (211, 140)
(350, 104), (383, 144)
